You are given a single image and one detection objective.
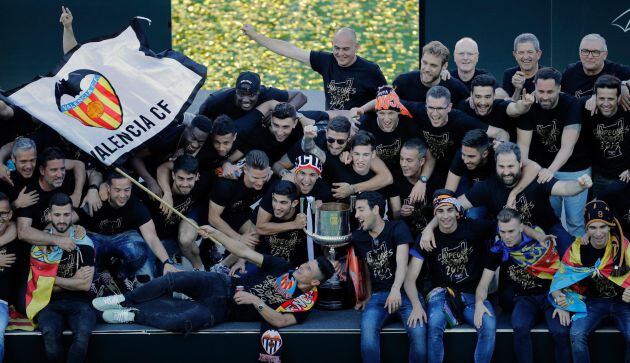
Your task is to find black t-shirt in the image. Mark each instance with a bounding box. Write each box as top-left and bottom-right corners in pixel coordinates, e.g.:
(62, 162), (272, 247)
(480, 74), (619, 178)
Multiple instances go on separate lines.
(352, 220), (413, 291)
(449, 148), (495, 186)
(239, 123), (304, 164)
(449, 68), (491, 91)
(419, 218), (495, 293)
(209, 175), (267, 216)
(598, 181), (630, 233)
(147, 175), (211, 239)
(457, 99), (517, 140)
(405, 101), (489, 172)
(286, 131), (348, 187)
(502, 66), (537, 96)
(230, 255), (313, 323)
(393, 70), (469, 106)
(576, 243), (624, 300)
(199, 86), (289, 120)
(53, 235), (96, 301)
(583, 108), (630, 179)
(325, 163), (396, 204)
(252, 206), (308, 266)
(16, 176), (76, 230)
(1, 170), (34, 203)
(260, 179), (331, 215)
(310, 51), (387, 110)
(486, 242), (551, 296)
(562, 61), (630, 99)
(0, 238), (28, 304)
(517, 93), (589, 171)
(465, 176), (560, 230)
(392, 171), (434, 238)
(78, 196), (152, 235)
(359, 113), (420, 172)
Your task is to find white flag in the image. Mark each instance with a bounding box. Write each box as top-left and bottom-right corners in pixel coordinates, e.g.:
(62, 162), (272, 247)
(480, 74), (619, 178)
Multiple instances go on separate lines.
(8, 19), (206, 166)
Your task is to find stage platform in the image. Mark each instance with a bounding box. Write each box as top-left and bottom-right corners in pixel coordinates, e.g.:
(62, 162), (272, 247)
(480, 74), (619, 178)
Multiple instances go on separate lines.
(5, 309), (624, 363)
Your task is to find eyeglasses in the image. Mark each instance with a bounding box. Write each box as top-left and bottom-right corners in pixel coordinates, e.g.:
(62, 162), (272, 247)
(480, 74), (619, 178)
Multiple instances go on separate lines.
(427, 106), (449, 112)
(326, 137), (347, 145)
(580, 49), (604, 57)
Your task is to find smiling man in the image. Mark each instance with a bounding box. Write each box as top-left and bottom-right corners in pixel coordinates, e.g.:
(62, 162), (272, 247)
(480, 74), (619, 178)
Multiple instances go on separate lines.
(500, 33), (543, 101)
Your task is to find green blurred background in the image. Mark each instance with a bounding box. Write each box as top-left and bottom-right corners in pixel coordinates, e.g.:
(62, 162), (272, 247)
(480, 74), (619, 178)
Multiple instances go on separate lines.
(172, 0), (419, 90)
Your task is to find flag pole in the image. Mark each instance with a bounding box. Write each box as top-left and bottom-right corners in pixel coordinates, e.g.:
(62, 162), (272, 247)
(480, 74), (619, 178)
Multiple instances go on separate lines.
(114, 167), (220, 246)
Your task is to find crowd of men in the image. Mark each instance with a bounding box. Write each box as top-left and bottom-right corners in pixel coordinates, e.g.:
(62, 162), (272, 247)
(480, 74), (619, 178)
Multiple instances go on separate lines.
(0, 6), (628, 363)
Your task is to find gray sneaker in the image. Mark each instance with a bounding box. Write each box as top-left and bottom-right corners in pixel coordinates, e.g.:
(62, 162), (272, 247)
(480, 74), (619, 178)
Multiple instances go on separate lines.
(92, 294), (125, 311)
(103, 308), (136, 324)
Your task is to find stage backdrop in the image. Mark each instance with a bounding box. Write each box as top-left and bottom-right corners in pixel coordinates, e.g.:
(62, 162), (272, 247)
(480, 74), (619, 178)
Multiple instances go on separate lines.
(423, 0), (630, 85)
(0, 0), (171, 91)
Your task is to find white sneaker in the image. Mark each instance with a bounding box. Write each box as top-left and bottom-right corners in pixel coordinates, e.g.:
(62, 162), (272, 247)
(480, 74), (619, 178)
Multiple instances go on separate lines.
(92, 294), (125, 311)
(102, 308), (136, 324)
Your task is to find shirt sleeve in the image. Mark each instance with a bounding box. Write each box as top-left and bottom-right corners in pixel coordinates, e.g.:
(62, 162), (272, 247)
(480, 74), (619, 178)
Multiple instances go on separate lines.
(562, 95), (582, 127)
(260, 87), (289, 103)
(516, 112), (534, 131)
(449, 149), (465, 176)
(261, 254), (292, 275)
(393, 221), (414, 246)
(233, 110), (264, 137)
(132, 199), (153, 228)
(502, 69), (513, 93)
(485, 249), (502, 271)
(309, 51), (331, 74)
(209, 179), (234, 207)
(453, 110), (489, 132)
(464, 180), (489, 207)
(198, 90), (230, 119)
(539, 178), (559, 196)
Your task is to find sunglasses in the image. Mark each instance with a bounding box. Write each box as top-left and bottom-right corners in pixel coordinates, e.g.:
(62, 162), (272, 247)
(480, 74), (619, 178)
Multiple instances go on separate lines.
(326, 137), (347, 145)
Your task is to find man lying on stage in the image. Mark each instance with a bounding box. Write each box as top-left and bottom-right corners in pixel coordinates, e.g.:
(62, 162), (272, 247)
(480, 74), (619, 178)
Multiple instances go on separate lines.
(91, 224), (336, 332)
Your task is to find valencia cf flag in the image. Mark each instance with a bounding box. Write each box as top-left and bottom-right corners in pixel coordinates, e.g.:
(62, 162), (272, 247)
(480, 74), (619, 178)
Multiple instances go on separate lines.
(8, 18), (206, 166)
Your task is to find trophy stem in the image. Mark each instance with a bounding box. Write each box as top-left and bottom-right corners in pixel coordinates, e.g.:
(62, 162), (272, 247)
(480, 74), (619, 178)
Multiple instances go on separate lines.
(328, 247), (336, 261)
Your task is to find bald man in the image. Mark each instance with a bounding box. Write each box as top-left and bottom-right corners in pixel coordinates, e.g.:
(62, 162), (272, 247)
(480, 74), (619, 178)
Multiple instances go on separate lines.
(242, 24), (387, 111)
(449, 38), (487, 89)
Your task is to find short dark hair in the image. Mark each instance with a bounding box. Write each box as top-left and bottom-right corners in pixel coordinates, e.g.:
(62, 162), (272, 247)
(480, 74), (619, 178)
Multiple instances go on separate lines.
(535, 67), (561, 86)
(0, 192), (9, 205)
(106, 169), (130, 185)
(494, 142), (522, 163)
(594, 74), (622, 97)
(315, 256), (335, 282)
(272, 102), (297, 119)
(49, 192), (72, 209)
(426, 85), (451, 104)
(245, 150), (270, 170)
(356, 191), (386, 218)
(327, 116), (351, 133)
(350, 130), (375, 151)
(212, 115), (237, 136)
(497, 208), (521, 224)
(38, 147), (65, 169)
(462, 129), (490, 152)
(190, 114), (213, 133)
(470, 74), (497, 92)
(402, 138), (427, 159)
(172, 154), (199, 175)
(272, 180), (299, 201)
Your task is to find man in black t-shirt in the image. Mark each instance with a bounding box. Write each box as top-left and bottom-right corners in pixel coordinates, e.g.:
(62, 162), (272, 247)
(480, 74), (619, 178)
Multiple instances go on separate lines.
(583, 75), (630, 196)
(36, 193), (96, 363)
(393, 41), (468, 106)
(517, 67), (590, 237)
(485, 208), (571, 363)
(199, 71), (306, 122)
(92, 224), (336, 332)
(449, 37), (488, 91)
(562, 34), (630, 99)
(410, 190), (497, 363)
(351, 192), (425, 363)
(500, 33), (543, 101)
(242, 25), (386, 110)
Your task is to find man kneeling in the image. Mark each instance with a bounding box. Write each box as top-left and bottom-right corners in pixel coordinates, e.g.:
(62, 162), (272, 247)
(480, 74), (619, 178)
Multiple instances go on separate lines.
(92, 225), (335, 332)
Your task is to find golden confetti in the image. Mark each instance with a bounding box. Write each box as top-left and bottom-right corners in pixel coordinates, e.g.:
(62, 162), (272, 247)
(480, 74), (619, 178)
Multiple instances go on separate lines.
(172, 0), (420, 90)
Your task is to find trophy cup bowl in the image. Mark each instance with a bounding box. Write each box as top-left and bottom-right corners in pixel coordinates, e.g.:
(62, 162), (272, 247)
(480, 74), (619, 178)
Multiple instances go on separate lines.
(302, 202), (351, 259)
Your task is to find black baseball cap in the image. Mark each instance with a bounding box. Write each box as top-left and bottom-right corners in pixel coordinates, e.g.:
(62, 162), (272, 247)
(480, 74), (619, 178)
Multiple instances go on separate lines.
(235, 71), (261, 95)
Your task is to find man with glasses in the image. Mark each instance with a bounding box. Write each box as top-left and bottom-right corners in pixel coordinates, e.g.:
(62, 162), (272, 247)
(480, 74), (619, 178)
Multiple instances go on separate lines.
(562, 34), (630, 100)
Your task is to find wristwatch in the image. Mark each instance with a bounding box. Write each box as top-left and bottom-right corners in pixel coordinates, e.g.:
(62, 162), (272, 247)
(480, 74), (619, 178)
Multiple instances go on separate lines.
(88, 184), (99, 191)
(418, 176), (429, 183)
(256, 301), (265, 312)
(161, 258), (175, 268)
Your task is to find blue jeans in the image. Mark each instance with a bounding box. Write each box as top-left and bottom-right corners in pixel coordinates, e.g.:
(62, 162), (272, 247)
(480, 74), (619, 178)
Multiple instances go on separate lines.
(548, 223), (574, 257)
(427, 290), (496, 363)
(361, 290), (427, 363)
(570, 298), (630, 363)
(511, 294), (571, 363)
(124, 271), (232, 333)
(88, 230), (152, 280)
(0, 300), (7, 362)
(550, 168), (591, 237)
(37, 299), (97, 363)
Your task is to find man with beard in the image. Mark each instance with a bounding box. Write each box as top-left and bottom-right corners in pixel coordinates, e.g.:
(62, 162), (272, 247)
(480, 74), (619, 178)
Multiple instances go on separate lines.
(242, 25), (386, 111)
(499, 33), (543, 101)
(517, 67), (590, 237)
(484, 208), (571, 363)
(549, 200), (630, 363)
(149, 155), (210, 271)
(352, 191), (424, 363)
(446, 142), (591, 254)
(562, 34), (630, 100)
(199, 71), (307, 125)
(458, 74), (534, 140)
(393, 41), (469, 106)
(582, 75), (630, 196)
(35, 193), (96, 363)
